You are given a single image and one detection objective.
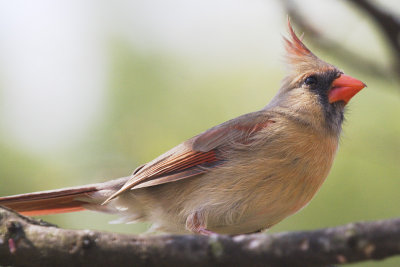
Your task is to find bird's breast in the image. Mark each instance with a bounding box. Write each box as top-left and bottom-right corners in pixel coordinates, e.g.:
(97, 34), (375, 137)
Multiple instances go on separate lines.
(242, 129), (339, 230)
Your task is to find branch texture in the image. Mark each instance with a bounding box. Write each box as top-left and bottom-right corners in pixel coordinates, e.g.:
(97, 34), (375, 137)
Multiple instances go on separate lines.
(1, 207), (400, 267)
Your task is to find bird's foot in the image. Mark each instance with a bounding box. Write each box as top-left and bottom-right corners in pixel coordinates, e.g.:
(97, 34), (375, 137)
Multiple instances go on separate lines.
(197, 227), (217, 236)
(186, 212), (217, 236)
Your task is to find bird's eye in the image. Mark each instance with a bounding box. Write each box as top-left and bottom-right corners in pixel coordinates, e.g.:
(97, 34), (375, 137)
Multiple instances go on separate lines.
(304, 76), (317, 86)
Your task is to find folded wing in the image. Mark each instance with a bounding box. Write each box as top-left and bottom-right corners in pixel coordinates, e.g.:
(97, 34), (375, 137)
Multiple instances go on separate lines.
(103, 111), (274, 203)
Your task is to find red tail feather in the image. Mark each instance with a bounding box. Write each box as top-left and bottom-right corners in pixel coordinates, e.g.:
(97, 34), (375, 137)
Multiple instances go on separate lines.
(0, 186), (98, 216)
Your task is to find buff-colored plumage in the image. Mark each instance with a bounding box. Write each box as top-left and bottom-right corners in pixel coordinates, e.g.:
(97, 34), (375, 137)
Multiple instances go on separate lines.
(0, 21), (365, 235)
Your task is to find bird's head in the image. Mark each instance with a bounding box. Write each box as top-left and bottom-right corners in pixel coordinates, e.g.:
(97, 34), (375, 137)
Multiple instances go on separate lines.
(268, 19), (366, 134)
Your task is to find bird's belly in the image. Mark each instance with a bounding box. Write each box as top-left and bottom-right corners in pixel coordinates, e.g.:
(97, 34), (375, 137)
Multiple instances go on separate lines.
(206, 173), (328, 233)
(206, 173), (328, 234)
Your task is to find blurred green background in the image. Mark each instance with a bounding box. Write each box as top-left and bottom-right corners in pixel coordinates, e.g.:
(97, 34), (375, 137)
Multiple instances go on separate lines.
(0, 1), (399, 266)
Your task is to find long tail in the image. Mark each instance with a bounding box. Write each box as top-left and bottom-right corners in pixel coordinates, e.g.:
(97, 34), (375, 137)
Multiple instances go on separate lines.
(0, 177), (129, 216)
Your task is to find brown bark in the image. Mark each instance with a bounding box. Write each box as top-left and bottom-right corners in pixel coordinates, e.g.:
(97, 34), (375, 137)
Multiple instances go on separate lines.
(1, 206), (399, 267)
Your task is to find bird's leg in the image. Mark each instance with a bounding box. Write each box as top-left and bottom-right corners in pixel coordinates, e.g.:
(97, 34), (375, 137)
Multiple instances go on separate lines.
(186, 211), (217, 236)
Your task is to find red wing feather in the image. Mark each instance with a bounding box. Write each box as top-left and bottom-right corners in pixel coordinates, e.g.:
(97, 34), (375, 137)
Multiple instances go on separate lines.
(103, 145), (219, 203)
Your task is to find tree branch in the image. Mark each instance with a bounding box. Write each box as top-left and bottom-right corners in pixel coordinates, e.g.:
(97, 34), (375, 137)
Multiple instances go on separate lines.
(1, 207), (400, 267)
(347, 0), (400, 73)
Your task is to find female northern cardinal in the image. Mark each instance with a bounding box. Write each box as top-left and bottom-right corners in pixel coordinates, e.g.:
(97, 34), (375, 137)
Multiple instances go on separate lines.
(0, 21), (365, 235)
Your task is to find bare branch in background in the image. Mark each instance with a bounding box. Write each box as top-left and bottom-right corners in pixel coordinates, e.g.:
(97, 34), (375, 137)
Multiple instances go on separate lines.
(347, 0), (400, 73)
(1, 206), (400, 267)
(282, 0), (400, 81)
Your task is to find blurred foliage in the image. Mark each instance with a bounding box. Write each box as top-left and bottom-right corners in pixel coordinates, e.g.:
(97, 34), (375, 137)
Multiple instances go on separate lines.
(1, 36), (399, 266)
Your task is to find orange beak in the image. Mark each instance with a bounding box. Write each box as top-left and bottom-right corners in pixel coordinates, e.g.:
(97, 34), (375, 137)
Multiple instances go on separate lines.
(328, 74), (366, 104)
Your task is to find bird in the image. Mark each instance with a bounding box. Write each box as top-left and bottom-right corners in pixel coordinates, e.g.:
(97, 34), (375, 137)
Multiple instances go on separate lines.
(0, 20), (365, 235)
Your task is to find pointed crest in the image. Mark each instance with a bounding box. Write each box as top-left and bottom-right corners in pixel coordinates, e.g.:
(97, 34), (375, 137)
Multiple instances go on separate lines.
(278, 18), (337, 90)
(281, 17), (330, 77)
(284, 18), (313, 57)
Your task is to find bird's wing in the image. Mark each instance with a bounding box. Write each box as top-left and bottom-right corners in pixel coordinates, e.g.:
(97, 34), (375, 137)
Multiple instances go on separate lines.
(103, 111), (274, 203)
